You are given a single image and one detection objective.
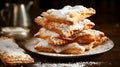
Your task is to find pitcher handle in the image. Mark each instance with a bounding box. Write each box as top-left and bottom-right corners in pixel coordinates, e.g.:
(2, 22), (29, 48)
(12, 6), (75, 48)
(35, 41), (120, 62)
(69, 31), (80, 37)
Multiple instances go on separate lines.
(0, 3), (11, 26)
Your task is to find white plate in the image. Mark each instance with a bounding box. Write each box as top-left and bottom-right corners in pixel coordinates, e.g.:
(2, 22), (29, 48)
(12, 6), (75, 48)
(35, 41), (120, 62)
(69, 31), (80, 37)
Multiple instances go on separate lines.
(25, 38), (114, 58)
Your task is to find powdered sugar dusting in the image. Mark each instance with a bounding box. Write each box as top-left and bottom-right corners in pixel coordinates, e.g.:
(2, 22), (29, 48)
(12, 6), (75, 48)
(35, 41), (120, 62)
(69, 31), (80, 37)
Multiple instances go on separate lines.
(78, 29), (104, 37)
(48, 19), (94, 37)
(0, 39), (29, 59)
(35, 28), (60, 38)
(34, 38), (50, 48)
(30, 62), (111, 67)
(51, 42), (85, 53)
(43, 5), (87, 21)
(0, 39), (24, 56)
(34, 38), (85, 53)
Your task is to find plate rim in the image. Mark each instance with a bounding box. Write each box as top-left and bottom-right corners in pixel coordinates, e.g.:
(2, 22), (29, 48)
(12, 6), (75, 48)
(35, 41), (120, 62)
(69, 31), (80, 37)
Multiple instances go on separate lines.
(25, 38), (114, 58)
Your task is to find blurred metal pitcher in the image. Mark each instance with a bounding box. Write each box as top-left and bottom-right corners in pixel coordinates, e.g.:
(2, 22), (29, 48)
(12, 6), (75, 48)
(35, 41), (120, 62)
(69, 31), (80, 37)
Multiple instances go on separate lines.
(1, 1), (33, 27)
(0, 1), (33, 39)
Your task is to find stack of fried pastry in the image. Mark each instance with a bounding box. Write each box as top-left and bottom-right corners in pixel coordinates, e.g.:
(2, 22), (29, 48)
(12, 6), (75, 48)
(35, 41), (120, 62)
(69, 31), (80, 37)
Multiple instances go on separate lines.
(34, 5), (108, 54)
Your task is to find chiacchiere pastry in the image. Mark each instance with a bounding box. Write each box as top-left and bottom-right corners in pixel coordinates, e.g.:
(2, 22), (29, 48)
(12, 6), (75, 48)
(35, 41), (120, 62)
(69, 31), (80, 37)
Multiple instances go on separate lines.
(35, 17), (95, 38)
(34, 28), (69, 46)
(0, 37), (34, 66)
(34, 38), (55, 53)
(74, 29), (105, 44)
(34, 5), (109, 54)
(34, 38), (85, 54)
(83, 36), (108, 51)
(74, 29), (108, 50)
(34, 28), (107, 46)
(41, 5), (96, 25)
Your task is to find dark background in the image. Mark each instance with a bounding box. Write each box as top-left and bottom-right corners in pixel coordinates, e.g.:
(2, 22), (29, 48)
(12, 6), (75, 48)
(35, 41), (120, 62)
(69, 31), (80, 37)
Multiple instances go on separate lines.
(0, 0), (120, 26)
(0, 0), (120, 67)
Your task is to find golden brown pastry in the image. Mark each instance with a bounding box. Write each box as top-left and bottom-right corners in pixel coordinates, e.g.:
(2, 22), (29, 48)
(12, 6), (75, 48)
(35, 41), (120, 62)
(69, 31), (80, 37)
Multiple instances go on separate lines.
(34, 38), (55, 53)
(81, 42), (95, 51)
(60, 42), (85, 54)
(83, 36), (108, 51)
(35, 17), (95, 38)
(41, 5), (96, 25)
(93, 36), (108, 47)
(34, 38), (85, 54)
(0, 37), (34, 66)
(74, 29), (105, 44)
(34, 28), (69, 46)
(74, 29), (108, 50)
(34, 5), (109, 55)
